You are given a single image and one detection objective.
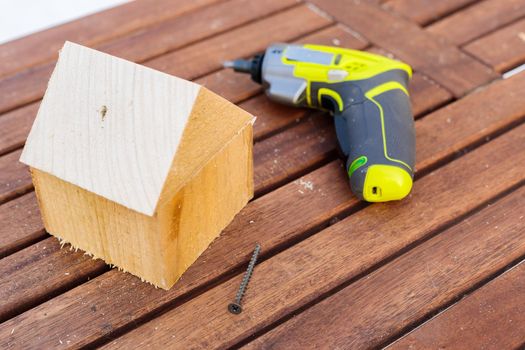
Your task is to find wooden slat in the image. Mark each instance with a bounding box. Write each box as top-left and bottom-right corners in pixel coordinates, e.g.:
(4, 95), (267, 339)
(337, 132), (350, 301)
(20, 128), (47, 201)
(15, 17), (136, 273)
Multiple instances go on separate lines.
(0, 150), (31, 204)
(0, 239), (107, 322)
(97, 0), (298, 63)
(100, 124), (525, 349)
(389, 261), (525, 350)
(245, 181), (525, 350)
(408, 73), (452, 117)
(426, 0), (525, 46)
(415, 73), (525, 171)
(309, 0), (498, 97)
(254, 115), (334, 196)
(464, 18), (525, 73)
(145, 5), (331, 79)
(0, 103), (38, 155)
(382, 0), (478, 25)
(1, 72), (524, 349)
(0, 0), (220, 78)
(0, 0), (305, 115)
(0, 193), (42, 258)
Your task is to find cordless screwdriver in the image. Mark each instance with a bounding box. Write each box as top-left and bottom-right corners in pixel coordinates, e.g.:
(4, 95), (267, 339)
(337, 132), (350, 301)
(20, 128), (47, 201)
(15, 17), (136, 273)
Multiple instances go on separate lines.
(224, 44), (415, 202)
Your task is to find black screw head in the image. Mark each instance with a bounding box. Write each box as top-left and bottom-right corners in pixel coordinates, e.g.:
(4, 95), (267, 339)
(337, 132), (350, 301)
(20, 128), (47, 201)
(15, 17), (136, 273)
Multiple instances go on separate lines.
(228, 302), (243, 315)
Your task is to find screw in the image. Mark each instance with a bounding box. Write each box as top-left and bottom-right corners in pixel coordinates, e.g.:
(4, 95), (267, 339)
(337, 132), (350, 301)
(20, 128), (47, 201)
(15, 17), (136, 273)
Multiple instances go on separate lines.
(228, 243), (261, 314)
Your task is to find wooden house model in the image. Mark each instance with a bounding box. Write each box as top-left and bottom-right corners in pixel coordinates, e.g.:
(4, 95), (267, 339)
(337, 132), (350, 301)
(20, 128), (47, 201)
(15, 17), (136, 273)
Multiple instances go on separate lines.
(20, 42), (255, 289)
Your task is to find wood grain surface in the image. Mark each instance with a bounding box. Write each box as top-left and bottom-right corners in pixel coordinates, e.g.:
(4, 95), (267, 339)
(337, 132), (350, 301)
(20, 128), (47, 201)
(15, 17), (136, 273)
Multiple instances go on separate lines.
(0, 192), (42, 258)
(383, 0), (478, 25)
(1, 69), (523, 339)
(2, 85), (524, 348)
(247, 180), (525, 349)
(389, 261), (525, 350)
(464, 18), (525, 73)
(1, 0), (525, 348)
(102, 122), (525, 350)
(426, 0), (525, 46)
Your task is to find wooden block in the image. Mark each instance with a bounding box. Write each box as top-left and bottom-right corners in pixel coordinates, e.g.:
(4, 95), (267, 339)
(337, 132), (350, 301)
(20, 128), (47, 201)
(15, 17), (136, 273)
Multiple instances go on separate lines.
(20, 42), (255, 289)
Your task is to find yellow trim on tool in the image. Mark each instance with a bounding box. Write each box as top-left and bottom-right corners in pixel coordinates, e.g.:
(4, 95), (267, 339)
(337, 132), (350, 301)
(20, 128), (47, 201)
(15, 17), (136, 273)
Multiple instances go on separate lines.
(365, 83), (412, 171)
(363, 164), (412, 201)
(366, 81), (409, 98)
(317, 88), (343, 112)
(280, 44), (412, 110)
(300, 44), (412, 81)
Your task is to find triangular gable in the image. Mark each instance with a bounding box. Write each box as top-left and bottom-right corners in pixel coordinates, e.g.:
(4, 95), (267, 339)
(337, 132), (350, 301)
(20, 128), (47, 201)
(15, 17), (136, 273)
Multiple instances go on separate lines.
(20, 41), (201, 216)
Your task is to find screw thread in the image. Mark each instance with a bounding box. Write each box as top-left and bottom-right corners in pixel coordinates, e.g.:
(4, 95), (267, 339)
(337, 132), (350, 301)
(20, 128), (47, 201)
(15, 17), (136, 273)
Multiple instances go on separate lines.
(235, 243), (261, 304)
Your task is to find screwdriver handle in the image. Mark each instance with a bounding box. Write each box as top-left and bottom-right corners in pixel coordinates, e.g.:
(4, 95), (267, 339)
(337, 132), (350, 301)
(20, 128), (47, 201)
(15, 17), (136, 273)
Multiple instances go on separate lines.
(322, 70), (415, 201)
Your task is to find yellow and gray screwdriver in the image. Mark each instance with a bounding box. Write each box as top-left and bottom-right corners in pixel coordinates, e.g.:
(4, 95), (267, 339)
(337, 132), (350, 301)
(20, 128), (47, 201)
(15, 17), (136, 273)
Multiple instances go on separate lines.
(224, 44), (415, 202)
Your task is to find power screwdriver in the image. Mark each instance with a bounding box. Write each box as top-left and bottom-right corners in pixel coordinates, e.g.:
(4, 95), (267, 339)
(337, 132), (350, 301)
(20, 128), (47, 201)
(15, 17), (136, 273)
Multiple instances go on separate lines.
(224, 44), (415, 202)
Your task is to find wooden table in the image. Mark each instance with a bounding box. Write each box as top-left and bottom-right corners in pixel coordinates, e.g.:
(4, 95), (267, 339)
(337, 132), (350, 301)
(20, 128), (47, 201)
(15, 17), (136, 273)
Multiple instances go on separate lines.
(1, 0), (524, 348)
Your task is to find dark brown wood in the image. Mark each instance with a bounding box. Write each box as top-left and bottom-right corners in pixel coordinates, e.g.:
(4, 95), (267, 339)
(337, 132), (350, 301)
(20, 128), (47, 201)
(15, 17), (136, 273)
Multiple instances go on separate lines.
(0, 0), (220, 78)
(0, 150), (31, 204)
(464, 18), (525, 73)
(309, 0), (498, 96)
(389, 261), (525, 350)
(426, 0), (525, 46)
(409, 73), (453, 117)
(0, 192), (42, 258)
(416, 73), (525, 171)
(0, 238), (107, 322)
(96, 124), (525, 350)
(2, 83), (524, 348)
(0, 103), (38, 156)
(97, 0), (298, 63)
(145, 5), (332, 79)
(382, 0), (478, 25)
(254, 115), (334, 196)
(245, 182), (525, 350)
